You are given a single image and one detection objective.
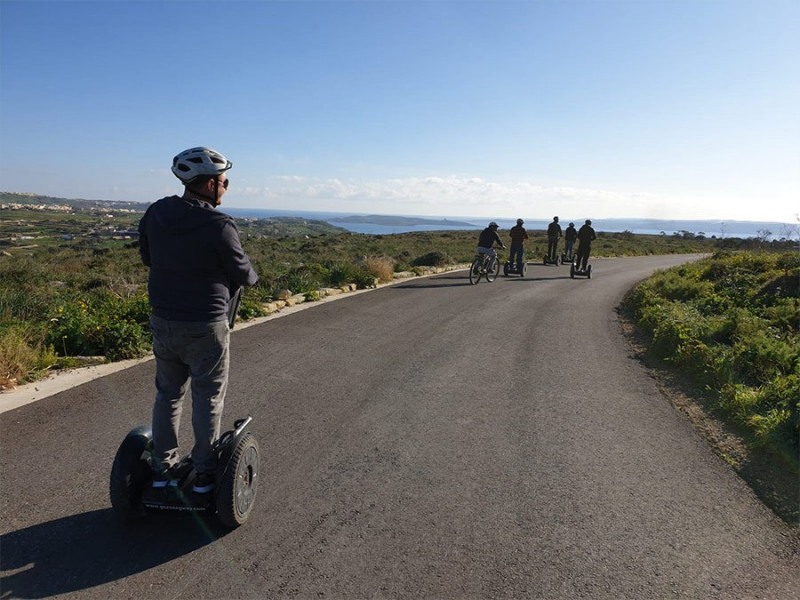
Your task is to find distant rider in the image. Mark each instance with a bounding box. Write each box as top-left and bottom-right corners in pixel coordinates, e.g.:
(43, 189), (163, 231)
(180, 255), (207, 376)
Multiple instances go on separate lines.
(547, 216), (562, 261)
(575, 219), (597, 271)
(475, 221), (505, 272)
(564, 222), (578, 262)
(508, 218), (529, 272)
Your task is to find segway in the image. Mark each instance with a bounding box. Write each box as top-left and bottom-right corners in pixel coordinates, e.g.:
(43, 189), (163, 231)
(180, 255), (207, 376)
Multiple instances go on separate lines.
(110, 416), (260, 528)
(503, 258), (527, 277)
(543, 254), (560, 266)
(570, 260), (592, 279)
(110, 286), (259, 528)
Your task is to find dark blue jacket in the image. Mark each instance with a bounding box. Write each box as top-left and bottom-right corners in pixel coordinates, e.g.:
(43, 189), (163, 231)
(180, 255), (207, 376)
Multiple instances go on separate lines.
(577, 224), (597, 245)
(547, 221), (562, 239)
(138, 196), (258, 322)
(478, 227), (503, 249)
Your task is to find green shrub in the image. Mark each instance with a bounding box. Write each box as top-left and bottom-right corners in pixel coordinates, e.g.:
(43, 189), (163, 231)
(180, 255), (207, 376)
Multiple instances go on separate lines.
(237, 295), (266, 321)
(327, 263), (357, 287)
(45, 290), (150, 360)
(278, 269), (323, 295)
(327, 262), (375, 288)
(411, 251), (452, 267)
(627, 250), (800, 462)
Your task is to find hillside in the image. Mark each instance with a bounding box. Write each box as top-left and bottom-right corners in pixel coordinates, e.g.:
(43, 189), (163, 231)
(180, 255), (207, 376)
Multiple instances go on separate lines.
(0, 192), (346, 240)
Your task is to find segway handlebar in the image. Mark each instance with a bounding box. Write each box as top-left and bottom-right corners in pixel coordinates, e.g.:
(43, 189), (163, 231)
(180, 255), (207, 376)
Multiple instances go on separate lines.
(233, 416), (253, 437)
(228, 286), (243, 329)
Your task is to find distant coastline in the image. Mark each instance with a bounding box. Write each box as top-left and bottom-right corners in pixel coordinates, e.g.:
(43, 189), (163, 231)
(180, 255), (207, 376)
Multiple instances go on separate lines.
(327, 214), (475, 227)
(225, 207), (796, 240)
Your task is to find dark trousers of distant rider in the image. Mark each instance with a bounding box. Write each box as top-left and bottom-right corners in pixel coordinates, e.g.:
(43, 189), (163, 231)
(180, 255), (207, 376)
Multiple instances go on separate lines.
(547, 237), (559, 260)
(564, 239), (575, 259)
(509, 243), (524, 270)
(576, 243), (591, 270)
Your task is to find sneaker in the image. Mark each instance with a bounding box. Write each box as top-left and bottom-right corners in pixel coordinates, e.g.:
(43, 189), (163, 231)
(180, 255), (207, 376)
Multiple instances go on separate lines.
(192, 472), (215, 494)
(151, 472), (178, 489)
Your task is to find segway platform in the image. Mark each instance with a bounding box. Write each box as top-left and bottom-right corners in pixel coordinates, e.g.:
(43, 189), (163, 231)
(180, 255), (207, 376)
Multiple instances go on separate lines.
(110, 416), (259, 528)
(503, 260), (527, 277)
(570, 262), (592, 279)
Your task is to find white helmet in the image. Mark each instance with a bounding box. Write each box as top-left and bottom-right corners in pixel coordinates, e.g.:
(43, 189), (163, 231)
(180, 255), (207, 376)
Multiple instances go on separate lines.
(171, 147), (232, 184)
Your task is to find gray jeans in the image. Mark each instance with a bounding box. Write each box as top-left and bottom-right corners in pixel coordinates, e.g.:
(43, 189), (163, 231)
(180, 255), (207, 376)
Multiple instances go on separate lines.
(149, 315), (230, 474)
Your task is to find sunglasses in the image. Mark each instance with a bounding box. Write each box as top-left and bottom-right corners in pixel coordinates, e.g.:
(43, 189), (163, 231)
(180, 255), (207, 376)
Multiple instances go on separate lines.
(216, 178), (230, 190)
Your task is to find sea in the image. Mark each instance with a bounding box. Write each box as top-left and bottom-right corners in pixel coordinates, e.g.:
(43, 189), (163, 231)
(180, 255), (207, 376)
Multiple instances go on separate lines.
(224, 207), (797, 241)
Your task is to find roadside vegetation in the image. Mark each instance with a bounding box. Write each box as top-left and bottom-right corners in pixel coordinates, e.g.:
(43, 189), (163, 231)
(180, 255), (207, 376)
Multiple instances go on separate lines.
(622, 250), (799, 522)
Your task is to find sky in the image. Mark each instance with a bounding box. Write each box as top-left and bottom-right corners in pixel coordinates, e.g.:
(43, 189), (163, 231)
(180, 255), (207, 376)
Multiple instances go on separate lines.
(1, 0), (798, 224)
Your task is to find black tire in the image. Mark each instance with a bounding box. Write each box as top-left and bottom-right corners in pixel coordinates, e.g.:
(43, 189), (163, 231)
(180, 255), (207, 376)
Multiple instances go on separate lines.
(486, 258), (500, 282)
(216, 433), (260, 528)
(503, 263), (509, 277)
(542, 255), (547, 265)
(587, 264), (592, 279)
(110, 426), (152, 521)
(469, 258), (481, 285)
(570, 263), (575, 278)
(520, 263), (527, 277)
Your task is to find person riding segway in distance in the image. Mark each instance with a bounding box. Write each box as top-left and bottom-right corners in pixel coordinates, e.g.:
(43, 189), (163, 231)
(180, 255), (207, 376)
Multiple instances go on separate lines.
(475, 221), (506, 273)
(575, 219), (597, 272)
(564, 221), (578, 263)
(546, 216), (562, 263)
(508, 218), (529, 273)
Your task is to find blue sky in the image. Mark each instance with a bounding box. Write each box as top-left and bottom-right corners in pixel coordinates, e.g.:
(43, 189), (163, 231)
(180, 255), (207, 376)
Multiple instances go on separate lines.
(1, 0), (798, 223)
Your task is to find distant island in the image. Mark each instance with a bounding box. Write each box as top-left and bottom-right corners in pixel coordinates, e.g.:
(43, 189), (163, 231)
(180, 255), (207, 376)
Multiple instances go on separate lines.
(327, 214), (476, 227)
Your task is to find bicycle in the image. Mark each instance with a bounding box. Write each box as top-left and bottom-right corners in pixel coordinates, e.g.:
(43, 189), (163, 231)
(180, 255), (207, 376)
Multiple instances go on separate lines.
(469, 250), (501, 285)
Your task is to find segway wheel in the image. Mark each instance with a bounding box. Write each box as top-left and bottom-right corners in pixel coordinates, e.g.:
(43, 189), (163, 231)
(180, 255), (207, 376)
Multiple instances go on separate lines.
(503, 263), (509, 277)
(520, 263), (527, 277)
(587, 264), (592, 279)
(216, 432), (260, 528)
(110, 426), (152, 521)
(570, 263), (575, 278)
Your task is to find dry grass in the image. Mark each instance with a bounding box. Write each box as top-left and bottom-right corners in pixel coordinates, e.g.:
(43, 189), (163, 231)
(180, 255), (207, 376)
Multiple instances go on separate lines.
(364, 256), (395, 283)
(0, 327), (56, 387)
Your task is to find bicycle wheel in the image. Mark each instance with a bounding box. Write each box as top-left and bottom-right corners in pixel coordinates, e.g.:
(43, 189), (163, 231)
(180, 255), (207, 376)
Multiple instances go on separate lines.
(469, 257), (482, 285)
(486, 258), (500, 282)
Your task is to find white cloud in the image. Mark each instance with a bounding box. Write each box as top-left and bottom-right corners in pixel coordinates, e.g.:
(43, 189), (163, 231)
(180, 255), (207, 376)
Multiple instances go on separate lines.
(233, 174), (667, 220)
(228, 173), (797, 223)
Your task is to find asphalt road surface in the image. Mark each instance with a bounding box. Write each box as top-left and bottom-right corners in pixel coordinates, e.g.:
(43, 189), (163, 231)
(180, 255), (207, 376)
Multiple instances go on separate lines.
(1, 255), (798, 599)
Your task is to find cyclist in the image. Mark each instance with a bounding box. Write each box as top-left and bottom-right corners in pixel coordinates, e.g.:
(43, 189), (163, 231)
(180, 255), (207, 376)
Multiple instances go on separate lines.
(475, 221), (506, 273)
(508, 218), (529, 272)
(575, 219), (597, 271)
(564, 221), (578, 262)
(138, 146), (259, 495)
(547, 216), (562, 261)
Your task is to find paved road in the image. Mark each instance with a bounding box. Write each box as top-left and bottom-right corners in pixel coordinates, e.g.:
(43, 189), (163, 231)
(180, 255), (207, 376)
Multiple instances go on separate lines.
(1, 255), (797, 599)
